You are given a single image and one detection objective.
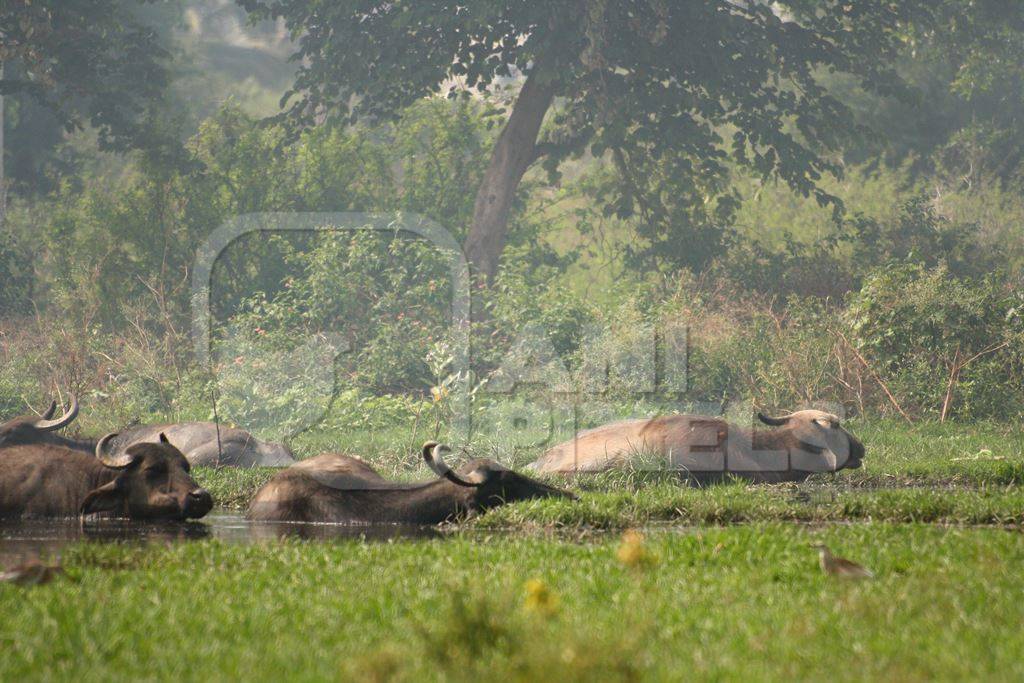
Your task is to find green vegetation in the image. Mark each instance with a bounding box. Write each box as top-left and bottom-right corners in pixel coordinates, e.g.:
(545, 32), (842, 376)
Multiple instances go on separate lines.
(4, 524), (1024, 681)
(3, 3), (1024, 680)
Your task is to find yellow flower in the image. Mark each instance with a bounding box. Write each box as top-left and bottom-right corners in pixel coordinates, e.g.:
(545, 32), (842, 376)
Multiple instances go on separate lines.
(523, 578), (560, 616)
(617, 529), (657, 569)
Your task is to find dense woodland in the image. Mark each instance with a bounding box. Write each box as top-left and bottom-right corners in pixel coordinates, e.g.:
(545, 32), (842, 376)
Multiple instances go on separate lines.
(1, 0), (1022, 438)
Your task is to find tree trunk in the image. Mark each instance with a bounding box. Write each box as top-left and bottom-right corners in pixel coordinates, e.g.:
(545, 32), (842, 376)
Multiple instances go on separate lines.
(464, 66), (555, 282)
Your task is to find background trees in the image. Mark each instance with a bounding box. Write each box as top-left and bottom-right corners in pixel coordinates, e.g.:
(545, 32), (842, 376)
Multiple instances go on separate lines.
(0, 0), (181, 195)
(239, 1), (938, 278)
(0, 0), (1022, 424)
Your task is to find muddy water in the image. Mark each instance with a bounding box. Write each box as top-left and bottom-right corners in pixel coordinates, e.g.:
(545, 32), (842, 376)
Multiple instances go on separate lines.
(0, 510), (444, 566)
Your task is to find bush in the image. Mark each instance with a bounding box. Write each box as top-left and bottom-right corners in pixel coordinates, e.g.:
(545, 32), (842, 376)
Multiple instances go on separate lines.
(847, 263), (1024, 420)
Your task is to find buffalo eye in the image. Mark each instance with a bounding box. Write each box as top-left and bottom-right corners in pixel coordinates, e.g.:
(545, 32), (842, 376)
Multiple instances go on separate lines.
(145, 464), (168, 480)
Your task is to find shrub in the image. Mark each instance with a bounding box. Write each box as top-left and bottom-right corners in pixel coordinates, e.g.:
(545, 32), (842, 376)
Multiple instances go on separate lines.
(847, 263), (1024, 420)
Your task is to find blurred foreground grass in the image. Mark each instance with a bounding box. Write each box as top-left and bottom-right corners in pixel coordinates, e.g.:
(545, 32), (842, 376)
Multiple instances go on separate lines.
(2, 524), (1023, 681)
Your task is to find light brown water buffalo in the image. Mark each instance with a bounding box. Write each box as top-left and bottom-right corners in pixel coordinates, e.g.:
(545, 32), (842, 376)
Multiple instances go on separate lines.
(528, 410), (865, 483)
(0, 434), (213, 520)
(247, 442), (576, 524)
(98, 423), (295, 468)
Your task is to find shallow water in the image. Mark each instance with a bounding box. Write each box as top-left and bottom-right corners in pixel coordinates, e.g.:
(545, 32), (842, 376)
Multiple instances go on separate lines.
(0, 510), (444, 566)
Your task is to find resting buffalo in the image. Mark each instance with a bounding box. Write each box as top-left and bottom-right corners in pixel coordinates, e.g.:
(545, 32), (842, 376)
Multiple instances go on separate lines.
(0, 434), (213, 520)
(98, 423), (295, 467)
(0, 396), (85, 451)
(247, 442), (576, 524)
(528, 409), (865, 483)
(1, 398), (291, 468)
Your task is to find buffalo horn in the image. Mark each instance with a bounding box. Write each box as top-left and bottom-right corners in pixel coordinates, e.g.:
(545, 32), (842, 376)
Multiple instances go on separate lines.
(422, 441), (481, 488)
(757, 412), (792, 427)
(34, 395), (79, 432)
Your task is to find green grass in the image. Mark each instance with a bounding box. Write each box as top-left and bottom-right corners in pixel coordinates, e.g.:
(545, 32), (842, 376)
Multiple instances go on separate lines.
(196, 467), (278, 511)
(842, 420), (1024, 486)
(3, 524), (1024, 681)
(473, 483), (1024, 529)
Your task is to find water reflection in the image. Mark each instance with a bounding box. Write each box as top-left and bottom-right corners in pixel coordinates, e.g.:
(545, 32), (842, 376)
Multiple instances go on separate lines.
(0, 510), (445, 566)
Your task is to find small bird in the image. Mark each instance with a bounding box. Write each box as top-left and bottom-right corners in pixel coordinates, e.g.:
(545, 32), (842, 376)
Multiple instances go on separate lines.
(812, 543), (873, 579)
(0, 559), (65, 586)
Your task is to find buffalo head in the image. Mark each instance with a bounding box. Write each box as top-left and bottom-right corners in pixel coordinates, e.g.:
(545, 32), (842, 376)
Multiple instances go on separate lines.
(422, 441), (576, 510)
(757, 409), (865, 471)
(81, 433), (213, 520)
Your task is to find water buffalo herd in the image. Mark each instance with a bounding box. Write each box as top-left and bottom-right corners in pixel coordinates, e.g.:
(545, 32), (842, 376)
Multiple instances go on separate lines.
(0, 396), (866, 524)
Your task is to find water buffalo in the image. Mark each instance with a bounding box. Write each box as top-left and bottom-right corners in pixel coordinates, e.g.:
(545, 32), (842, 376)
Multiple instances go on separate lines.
(97, 422), (295, 468)
(528, 410), (865, 483)
(247, 442), (576, 524)
(0, 396), (85, 451)
(1, 399), (289, 468)
(0, 434), (213, 520)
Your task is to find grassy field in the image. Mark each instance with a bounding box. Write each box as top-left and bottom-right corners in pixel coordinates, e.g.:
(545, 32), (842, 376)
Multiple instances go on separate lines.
(2, 420), (1023, 681)
(2, 524), (1024, 681)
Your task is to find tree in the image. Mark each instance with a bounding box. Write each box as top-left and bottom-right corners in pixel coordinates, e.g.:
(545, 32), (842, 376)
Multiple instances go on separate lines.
(822, 1), (1024, 184)
(240, 0), (932, 280)
(0, 0), (179, 194)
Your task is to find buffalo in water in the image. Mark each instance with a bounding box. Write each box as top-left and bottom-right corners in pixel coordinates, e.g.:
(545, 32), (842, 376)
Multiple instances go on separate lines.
(0, 396), (293, 468)
(248, 442), (575, 524)
(528, 409), (865, 484)
(0, 424), (213, 519)
(0, 396), (84, 451)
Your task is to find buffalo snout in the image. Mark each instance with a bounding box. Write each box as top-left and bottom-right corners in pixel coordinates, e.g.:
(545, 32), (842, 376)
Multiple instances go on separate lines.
(183, 488), (213, 519)
(846, 436), (866, 469)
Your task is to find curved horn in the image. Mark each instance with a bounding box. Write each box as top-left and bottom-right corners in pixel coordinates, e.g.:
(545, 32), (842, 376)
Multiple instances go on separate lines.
(34, 395), (79, 432)
(757, 412), (792, 427)
(95, 432), (119, 460)
(41, 400), (58, 420)
(97, 437), (139, 469)
(422, 441), (480, 488)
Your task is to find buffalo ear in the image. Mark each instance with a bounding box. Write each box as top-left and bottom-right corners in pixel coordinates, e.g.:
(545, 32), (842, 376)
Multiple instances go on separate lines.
(80, 480), (126, 517)
(159, 432), (171, 445)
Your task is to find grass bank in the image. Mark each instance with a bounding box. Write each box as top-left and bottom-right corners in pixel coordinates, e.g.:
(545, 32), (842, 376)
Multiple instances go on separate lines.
(2, 523), (1023, 681)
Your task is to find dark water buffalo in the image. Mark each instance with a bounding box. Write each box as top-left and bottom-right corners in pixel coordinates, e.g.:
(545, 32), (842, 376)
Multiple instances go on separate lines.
(98, 423), (295, 468)
(0, 396), (86, 451)
(248, 442), (575, 524)
(529, 409), (866, 483)
(0, 433), (213, 520)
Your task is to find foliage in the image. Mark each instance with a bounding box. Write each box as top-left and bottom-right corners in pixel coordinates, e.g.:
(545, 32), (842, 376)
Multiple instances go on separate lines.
(0, 0), (182, 173)
(847, 264), (1024, 420)
(836, 1), (1024, 184)
(240, 0), (943, 272)
(715, 194), (999, 299)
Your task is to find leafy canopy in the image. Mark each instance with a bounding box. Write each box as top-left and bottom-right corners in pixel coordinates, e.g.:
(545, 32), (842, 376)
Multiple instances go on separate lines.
(0, 0), (172, 153)
(242, 1), (932, 270)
